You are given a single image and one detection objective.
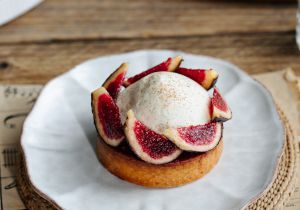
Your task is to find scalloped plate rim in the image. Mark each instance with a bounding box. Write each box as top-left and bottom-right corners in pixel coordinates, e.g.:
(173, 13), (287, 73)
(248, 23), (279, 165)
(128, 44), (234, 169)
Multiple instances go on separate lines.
(20, 49), (285, 210)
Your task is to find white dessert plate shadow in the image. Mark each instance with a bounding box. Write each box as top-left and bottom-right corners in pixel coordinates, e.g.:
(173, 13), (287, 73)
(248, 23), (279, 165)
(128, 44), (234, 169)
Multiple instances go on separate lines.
(21, 50), (284, 210)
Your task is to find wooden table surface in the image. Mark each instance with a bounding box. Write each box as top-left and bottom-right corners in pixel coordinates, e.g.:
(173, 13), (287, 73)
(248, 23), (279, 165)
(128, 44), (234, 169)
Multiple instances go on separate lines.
(0, 0), (299, 84)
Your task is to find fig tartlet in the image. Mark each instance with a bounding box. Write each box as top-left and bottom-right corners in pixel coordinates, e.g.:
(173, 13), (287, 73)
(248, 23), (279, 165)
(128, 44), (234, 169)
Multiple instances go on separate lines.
(91, 57), (232, 188)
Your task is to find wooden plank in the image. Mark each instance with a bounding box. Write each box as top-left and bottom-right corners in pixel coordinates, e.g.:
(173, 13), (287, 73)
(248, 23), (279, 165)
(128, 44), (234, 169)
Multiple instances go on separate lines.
(0, 0), (296, 43)
(0, 32), (299, 84)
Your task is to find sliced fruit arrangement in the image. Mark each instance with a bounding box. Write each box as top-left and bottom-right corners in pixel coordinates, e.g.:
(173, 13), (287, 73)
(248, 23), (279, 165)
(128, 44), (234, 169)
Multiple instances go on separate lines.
(164, 123), (223, 152)
(124, 110), (182, 164)
(211, 87), (232, 122)
(123, 56), (182, 87)
(91, 87), (124, 146)
(175, 68), (218, 90)
(91, 56), (232, 164)
(102, 63), (128, 99)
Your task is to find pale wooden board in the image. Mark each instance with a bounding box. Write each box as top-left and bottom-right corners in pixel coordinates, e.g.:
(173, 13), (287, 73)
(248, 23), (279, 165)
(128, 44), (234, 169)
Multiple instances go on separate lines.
(0, 32), (299, 84)
(0, 0), (296, 43)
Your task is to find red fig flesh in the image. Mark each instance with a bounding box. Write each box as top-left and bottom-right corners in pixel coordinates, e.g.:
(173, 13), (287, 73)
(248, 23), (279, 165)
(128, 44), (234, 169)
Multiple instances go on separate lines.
(123, 56), (182, 87)
(176, 68), (218, 90)
(102, 63), (128, 99)
(164, 122), (223, 152)
(124, 110), (182, 164)
(211, 87), (232, 122)
(92, 87), (124, 146)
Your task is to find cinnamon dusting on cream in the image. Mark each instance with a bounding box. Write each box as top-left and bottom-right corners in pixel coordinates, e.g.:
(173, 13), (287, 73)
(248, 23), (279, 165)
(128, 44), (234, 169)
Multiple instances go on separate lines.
(117, 72), (211, 134)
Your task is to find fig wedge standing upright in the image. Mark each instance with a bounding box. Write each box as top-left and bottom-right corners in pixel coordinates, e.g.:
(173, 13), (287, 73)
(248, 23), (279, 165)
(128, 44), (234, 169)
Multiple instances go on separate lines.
(176, 68), (218, 90)
(164, 122), (223, 152)
(102, 63), (128, 99)
(91, 87), (124, 146)
(211, 87), (232, 122)
(124, 110), (182, 164)
(123, 56), (182, 87)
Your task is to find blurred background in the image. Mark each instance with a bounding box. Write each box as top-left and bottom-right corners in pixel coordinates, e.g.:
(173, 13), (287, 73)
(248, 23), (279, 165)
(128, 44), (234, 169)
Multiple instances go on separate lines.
(0, 0), (299, 84)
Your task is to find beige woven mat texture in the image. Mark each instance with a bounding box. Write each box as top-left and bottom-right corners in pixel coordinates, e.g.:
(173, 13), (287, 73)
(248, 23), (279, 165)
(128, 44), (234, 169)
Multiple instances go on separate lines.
(0, 69), (298, 210)
(248, 69), (300, 210)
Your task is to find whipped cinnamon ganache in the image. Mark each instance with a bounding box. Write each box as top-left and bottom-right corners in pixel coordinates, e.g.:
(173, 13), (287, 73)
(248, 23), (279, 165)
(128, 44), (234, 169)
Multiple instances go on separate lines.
(117, 72), (211, 134)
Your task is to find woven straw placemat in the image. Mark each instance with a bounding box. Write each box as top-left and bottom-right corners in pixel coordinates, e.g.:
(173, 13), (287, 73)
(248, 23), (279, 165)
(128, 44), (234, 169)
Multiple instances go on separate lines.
(245, 110), (298, 210)
(17, 150), (63, 210)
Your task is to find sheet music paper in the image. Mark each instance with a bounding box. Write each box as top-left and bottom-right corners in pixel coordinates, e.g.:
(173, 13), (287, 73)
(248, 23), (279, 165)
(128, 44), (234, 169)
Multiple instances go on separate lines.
(0, 85), (42, 210)
(0, 84), (298, 209)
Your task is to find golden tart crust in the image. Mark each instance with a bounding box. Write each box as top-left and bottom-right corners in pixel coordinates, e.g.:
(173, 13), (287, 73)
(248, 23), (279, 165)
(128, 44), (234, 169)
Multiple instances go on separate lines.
(97, 138), (223, 188)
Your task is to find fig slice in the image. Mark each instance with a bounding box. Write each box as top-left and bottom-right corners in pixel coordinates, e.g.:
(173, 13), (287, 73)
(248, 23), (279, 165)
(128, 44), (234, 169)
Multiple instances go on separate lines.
(91, 87), (124, 146)
(211, 87), (232, 122)
(164, 122), (223, 152)
(124, 110), (182, 164)
(176, 68), (218, 90)
(102, 63), (128, 99)
(123, 56), (182, 87)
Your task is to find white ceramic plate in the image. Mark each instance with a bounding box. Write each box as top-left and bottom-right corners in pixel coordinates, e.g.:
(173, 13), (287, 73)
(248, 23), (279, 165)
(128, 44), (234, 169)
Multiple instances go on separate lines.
(21, 50), (284, 210)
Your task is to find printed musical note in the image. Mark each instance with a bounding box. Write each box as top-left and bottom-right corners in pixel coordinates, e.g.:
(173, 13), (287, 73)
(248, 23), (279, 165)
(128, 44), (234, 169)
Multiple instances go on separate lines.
(3, 86), (40, 99)
(3, 113), (27, 129)
(4, 181), (16, 190)
(2, 148), (17, 168)
(4, 86), (18, 98)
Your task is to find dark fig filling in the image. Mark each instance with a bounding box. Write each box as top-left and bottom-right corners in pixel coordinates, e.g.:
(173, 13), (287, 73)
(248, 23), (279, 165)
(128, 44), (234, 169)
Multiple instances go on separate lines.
(114, 139), (217, 163)
(102, 63), (127, 100)
(175, 68), (218, 90)
(123, 58), (171, 87)
(177, 123), (219, 146)
(176, 68), (206, 83)
(212, 88), (228, 112)
(97, 94), (124, 139)
(133, 120), (178, 159)
(105, 72), (126, 99)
